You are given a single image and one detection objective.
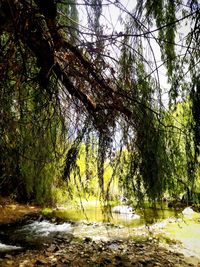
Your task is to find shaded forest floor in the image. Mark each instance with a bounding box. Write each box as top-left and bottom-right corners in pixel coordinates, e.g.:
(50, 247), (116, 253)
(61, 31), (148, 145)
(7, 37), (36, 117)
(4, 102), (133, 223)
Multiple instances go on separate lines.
(0, 198), (200, 267)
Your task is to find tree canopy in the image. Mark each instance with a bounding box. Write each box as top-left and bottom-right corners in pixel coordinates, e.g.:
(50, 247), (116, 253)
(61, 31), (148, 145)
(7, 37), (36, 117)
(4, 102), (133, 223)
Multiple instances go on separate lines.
(0, 0), (199, 204)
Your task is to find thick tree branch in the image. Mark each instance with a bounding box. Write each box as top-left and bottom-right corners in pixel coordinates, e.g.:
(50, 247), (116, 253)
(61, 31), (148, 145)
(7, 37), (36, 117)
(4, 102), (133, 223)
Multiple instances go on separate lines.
(0, 0), (133, 123)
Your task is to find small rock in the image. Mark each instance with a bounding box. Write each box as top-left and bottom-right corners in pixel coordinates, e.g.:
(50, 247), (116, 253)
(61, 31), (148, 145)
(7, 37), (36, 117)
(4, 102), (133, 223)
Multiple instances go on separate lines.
(61, 258), (71, 264)
(84, 237), (92, 243)
(5, 254), (12, 259)
(154, 262), (162, 266)
(6, 260), (14, 265)
(102, 257), (112, 264)
(47, 244), (59, 252)
(35, 259), (48, 265)
(19, 260), (30, 267)
(182, 207), (195, 216)
(115, 255), (122, 261)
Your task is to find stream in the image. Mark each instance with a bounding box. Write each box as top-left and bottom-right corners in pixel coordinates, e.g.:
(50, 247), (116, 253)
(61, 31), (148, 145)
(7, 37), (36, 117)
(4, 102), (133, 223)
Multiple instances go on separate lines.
(0, 205), (176, 253)
(0, 204), (200, 267)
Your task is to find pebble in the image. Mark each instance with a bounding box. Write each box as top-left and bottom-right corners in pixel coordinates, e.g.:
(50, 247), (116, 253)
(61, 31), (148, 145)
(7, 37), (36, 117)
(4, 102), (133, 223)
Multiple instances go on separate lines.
(4, 255), (12, 259)
(0, 237), (197, 267)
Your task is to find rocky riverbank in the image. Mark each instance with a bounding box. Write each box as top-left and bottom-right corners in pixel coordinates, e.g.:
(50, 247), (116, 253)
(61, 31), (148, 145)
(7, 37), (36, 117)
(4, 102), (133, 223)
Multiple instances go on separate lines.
(0, 200), (200, 267)
(0, 235), (199, 267)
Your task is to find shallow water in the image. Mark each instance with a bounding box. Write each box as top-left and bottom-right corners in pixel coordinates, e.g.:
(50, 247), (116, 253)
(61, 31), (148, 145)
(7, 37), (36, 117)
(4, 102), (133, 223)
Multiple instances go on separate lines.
(15, 221), (72, 236)
(0, 243), (22, 252)
(0, 204), (178, 252)
(52, 204), (176, 227)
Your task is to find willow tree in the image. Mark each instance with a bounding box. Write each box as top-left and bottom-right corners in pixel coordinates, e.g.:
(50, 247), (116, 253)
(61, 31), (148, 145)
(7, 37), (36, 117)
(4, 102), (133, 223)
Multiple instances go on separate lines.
(0, 0), (199, 204)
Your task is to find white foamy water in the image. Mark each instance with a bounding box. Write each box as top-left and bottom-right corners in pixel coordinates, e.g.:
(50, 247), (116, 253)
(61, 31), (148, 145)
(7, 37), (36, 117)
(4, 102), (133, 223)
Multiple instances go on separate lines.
(0, 243), (22, 252)
(16, 221), (72, 236)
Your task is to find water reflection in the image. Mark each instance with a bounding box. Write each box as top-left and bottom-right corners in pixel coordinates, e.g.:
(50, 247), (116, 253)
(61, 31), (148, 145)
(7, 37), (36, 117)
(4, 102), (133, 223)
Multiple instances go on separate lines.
(53, 205), (175, 227)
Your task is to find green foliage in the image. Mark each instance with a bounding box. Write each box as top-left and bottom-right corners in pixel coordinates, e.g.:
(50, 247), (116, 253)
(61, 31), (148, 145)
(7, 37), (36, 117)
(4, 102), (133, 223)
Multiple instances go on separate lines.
(0, 33), (67, 205)
(118, 34), (170, 202)
(62, 137), (120, 203)
(57, 0), (79, 42)
(0, 0), (200, 207)
(144, 0), (176, 77)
